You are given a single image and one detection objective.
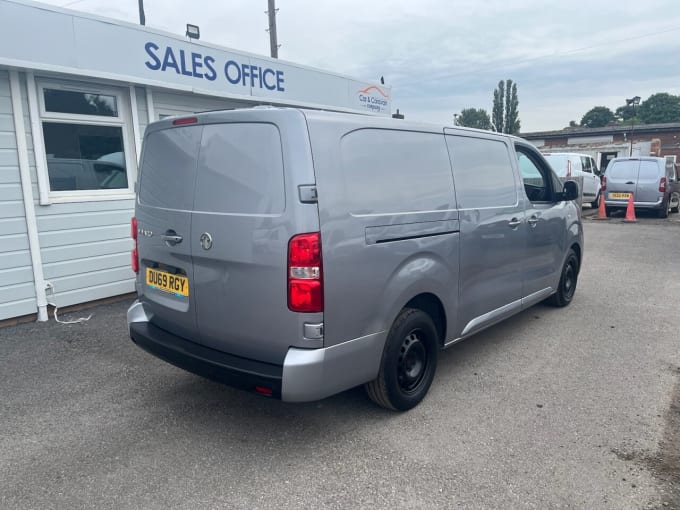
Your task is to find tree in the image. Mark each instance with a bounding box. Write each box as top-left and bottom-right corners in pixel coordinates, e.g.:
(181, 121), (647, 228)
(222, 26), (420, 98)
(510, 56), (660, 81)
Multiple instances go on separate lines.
(456, 108), (492, 130)
(637, 93), (680, 124)
(491, 79), (520, 134)
(580, 106), (615, 128)
(569, 120), (578, 127)
(492, 80), (505, 134)
(615, 104), (637, 122)
(505, 80), (520, 134)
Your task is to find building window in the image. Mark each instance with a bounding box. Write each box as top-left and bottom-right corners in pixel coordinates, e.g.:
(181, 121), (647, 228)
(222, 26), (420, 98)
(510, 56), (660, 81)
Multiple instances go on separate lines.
(38, 81), (134, 198)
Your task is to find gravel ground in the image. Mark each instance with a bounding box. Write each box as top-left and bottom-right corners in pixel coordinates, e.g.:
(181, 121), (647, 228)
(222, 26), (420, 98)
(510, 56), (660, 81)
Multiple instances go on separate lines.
(1, 218), (679, 509)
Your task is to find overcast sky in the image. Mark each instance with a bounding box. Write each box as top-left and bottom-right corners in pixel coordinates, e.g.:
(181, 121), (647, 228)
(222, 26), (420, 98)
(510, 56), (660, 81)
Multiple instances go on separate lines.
(42, 0), (680, 132)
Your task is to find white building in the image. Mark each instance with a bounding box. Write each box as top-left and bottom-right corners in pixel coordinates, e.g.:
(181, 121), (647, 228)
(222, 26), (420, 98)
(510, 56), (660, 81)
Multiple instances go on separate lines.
(0, 0), (392, 321)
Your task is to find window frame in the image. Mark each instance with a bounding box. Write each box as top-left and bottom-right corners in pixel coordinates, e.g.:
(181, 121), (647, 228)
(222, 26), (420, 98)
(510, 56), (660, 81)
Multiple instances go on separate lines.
(515, 144), (557, 204)
(36, 79), (136, 202)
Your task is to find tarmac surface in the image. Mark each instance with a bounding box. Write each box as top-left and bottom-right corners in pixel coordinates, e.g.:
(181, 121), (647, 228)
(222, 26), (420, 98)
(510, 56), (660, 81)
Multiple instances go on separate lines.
(1, 217), (679, 509)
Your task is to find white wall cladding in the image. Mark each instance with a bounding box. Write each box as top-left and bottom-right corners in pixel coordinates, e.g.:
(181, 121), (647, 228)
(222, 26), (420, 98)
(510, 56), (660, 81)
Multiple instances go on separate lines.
(19, 72), (136, 311)
(0, 70), (290, 320)
(152, 89), (250, 118)
(0, 69), (37, 320)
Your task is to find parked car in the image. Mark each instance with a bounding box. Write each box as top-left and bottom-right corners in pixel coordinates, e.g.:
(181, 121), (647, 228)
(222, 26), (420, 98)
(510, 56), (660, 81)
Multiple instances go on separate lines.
(602, 157), (680, 218)
(543, 152), (602, 208)
(127, 108), (582, 411)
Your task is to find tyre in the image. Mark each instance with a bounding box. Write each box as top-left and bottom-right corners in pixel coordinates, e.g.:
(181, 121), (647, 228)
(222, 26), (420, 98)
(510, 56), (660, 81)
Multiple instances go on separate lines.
(671, 201), (679, 214)
(658, 202), (669, 219)
(590, 192), (600, 209)
(365, 308), (438, 411)
(547, 249), (579, 307)
(605, 206), (613, 218)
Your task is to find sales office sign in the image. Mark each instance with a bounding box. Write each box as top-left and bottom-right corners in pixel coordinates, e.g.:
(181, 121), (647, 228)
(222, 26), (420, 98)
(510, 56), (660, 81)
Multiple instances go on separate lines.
(144, 42), (287, 92)
(142, 41), (390, 114)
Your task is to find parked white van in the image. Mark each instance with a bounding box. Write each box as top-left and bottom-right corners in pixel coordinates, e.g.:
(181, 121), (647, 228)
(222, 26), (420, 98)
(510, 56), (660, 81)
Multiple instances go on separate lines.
(543, 153), (602, 208)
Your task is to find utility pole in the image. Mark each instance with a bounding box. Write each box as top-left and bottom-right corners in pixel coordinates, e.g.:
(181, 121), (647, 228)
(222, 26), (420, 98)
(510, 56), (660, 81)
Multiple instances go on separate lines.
(267, 0), (279, 58)
(138, 0), (145, 26)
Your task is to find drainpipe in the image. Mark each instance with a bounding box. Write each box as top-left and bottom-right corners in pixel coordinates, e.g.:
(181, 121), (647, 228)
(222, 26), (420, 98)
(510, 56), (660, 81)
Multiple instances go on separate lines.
(9, 70), (48, 321)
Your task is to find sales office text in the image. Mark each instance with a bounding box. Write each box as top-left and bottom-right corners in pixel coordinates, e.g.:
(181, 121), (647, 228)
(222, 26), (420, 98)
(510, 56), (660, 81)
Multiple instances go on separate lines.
(144, 42), (285, 92)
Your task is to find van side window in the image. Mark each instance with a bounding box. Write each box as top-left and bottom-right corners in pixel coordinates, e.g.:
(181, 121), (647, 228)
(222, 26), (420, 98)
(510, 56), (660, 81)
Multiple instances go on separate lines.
(340, 129), (455, 214)
(446, 135), (517, 209)
(581, 157), (592, 173)
(516, 146), (553, 203)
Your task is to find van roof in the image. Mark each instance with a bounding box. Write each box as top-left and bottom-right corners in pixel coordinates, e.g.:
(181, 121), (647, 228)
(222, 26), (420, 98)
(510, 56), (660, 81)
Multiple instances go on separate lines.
(150, 106), (520, 142)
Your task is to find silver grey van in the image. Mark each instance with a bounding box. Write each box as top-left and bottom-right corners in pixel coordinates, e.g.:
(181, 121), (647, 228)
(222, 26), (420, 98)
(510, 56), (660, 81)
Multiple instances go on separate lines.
(603, 156), (680, 218)
(127, 108), (582, 411)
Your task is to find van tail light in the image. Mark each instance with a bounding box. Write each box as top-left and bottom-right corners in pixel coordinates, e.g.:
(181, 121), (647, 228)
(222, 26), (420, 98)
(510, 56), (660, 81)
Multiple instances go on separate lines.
(659, 177), (667, 193)
(601, 176), (607, 192)
(566, 160), (572, 179)
(131, 217), (139, 273)
(288, 232), (323, 313)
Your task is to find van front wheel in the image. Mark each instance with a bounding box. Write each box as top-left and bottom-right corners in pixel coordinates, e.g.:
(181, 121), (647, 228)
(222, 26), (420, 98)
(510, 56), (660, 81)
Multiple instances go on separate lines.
(365, 308), (438, 411)
(548, 249), (579, 307)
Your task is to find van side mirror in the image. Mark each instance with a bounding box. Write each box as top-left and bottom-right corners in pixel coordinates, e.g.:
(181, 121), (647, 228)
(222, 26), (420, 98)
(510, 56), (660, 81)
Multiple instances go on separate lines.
(559, 180), (579, 202)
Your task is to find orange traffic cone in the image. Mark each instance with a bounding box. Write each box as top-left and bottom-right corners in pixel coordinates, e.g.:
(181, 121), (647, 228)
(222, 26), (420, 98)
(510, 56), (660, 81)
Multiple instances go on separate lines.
(624, 194), (636, 223)
(594, 192), (608, 220)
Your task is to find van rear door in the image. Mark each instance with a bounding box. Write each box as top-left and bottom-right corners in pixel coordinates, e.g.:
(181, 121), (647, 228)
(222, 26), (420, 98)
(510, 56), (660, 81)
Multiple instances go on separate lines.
(136, 124), (202, 340)
(190, 117), (316, 365)
(635, 160), (663, 203)
(606, 159), (639, 203)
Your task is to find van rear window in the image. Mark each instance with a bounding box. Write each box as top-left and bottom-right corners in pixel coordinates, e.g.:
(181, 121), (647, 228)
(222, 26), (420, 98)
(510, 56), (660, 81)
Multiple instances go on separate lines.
(638, 161), (661, 181)
(139, 125), (203, 211)
(194, 123), (285, 215)
(608, 160), (639, 180)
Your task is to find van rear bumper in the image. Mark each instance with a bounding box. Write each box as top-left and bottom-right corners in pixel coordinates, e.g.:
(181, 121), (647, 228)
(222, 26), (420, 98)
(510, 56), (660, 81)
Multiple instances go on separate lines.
(129, 320), (284, 397)
(604, 197), (663, 208)
(127, 301), (386, 402)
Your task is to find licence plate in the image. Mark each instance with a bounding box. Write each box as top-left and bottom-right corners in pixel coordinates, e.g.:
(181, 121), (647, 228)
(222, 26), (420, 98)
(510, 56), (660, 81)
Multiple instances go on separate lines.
(146, 268), (189, 297)
(609, 192), (631, 199)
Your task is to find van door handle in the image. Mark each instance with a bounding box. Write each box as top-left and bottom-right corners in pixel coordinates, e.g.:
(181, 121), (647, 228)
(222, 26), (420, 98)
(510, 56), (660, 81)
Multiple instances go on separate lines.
(527, 215), (539, 228)
(508, 218), (522, 228)
(161, 231), (183, 246)
(626, 181), (634, 185)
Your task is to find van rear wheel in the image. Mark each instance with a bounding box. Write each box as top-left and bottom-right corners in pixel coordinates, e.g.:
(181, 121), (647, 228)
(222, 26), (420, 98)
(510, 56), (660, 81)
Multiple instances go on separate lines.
(365, 308), (438, 411)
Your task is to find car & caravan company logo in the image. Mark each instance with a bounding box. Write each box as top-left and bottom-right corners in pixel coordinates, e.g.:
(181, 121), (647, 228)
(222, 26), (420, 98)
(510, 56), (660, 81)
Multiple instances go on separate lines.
(356, 85), (390, 114)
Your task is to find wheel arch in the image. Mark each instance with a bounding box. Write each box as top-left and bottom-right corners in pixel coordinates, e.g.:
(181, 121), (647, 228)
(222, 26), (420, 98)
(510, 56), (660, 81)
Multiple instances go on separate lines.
(404, 292), (447, 348)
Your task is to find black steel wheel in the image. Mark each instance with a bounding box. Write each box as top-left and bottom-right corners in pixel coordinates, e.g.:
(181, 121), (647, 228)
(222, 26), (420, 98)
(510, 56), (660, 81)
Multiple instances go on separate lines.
(548, 249), (579, 307)
(365, 308), (439, 411)
(590, 192), (600, 209)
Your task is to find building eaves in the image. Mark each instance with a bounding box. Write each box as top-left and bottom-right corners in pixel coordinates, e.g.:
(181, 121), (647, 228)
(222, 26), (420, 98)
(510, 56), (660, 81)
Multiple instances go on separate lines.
(522, 122), (680, 140)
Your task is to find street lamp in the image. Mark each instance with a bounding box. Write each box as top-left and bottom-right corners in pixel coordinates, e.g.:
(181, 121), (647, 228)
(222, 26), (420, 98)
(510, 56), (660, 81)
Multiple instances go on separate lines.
(453, 113), (458, 126)
(626, 96), (641, 156)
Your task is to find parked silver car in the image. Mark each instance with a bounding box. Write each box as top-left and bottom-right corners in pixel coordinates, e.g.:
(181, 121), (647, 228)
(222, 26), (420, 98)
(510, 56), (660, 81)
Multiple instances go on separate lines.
(602, 157), (680, 218)
(127, 108), (582, 411)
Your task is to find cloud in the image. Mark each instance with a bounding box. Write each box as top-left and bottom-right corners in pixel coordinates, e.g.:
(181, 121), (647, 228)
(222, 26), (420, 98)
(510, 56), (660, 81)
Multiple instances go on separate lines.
(38, 0), (680, 130)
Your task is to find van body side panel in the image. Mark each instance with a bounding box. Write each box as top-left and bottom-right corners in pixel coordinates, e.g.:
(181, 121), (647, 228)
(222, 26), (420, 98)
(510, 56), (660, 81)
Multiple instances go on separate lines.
(305, 113), (459, 351)
(444, 132), (523, 337)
